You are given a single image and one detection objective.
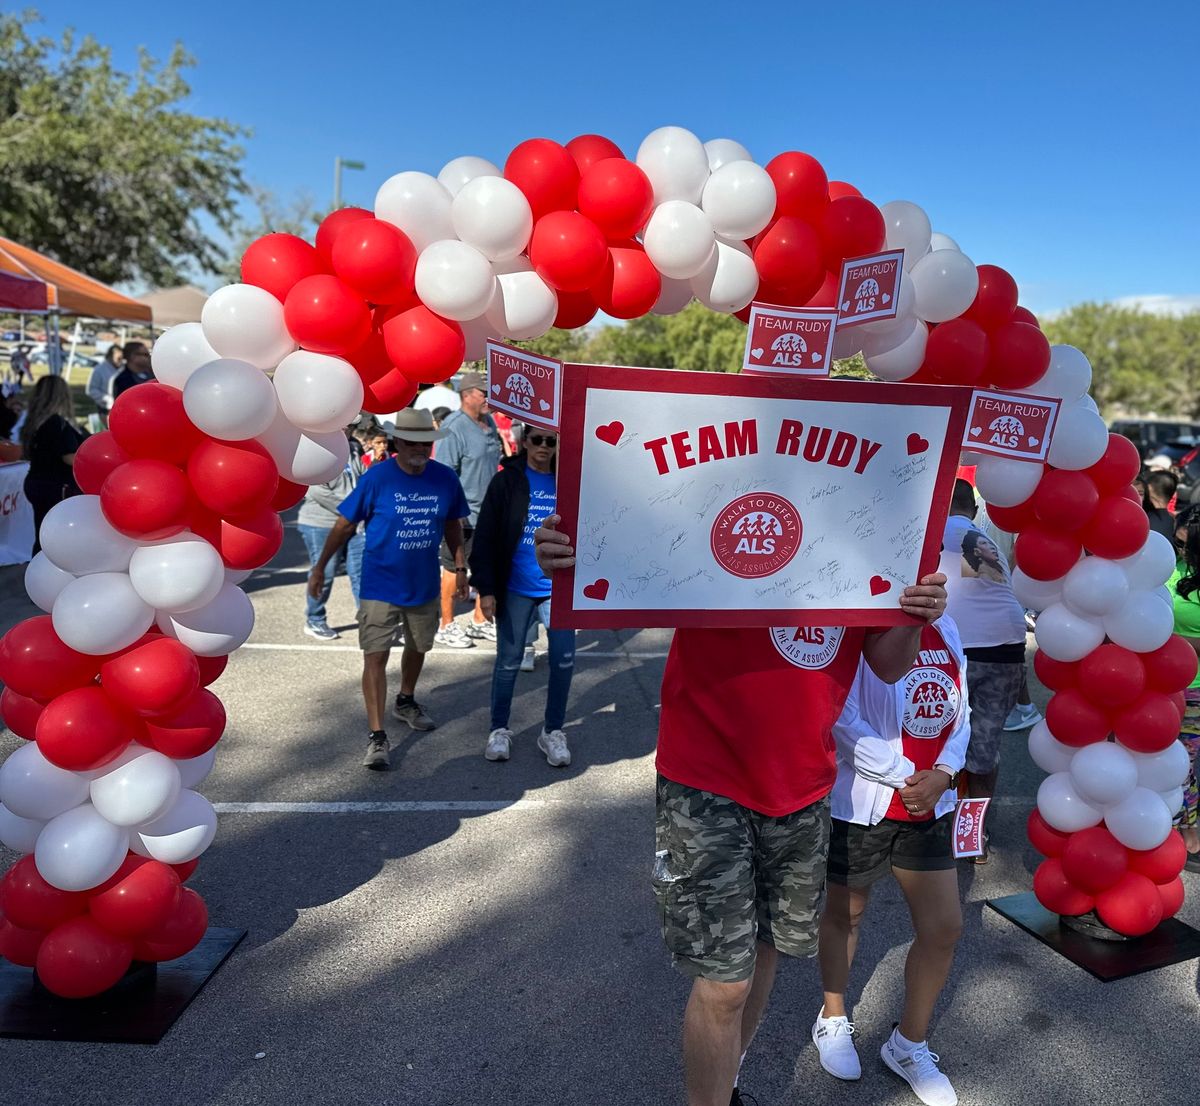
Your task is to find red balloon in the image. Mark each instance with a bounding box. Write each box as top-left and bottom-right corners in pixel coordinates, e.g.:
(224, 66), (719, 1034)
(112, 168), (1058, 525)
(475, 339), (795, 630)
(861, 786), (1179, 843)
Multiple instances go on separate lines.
(1084, 434), (1142, 494)
(241, 233), (325, 303)
(196, 654), (227, 688)
(1033, 858), (1094, 916)
(554, 289), (599, 330)
(108, 383), (203, 465)
(73, 431), (131, 495)
(362, 369), (420, 415)
(1156, 876), (1185, 918)
(1, 686), (43, 740)
(1012, 305), (1039, 327)
(1027, 808), (1072, 857)
(142, 688), (226, 758)
(0, 912), (45, 967)
(314, 207), (373, 264)
(192, 506), (283, 571)
(187, 438), (279, 520)
(1112, 691), (1183, 753)
(590, 243), (662, 320)
(964, 265), (1019, 332)
(817, 196), (885, 271)
(36, 686), (138, 771)
(1031, 469), (1100, 532)
(1127, 832), (1187, 884)
(504, 138), (580, 221)
(283, 275), (371, 356)
(381, 306), (465, 385)
(345, 329), (395, 386)
(1143, 634), (1200, 693)
(1171, 690), (1187, 720)
(37, 916), (133, 998)
(920, 319), (989, 386)
(986, 321), (1052, 390)
(1095, 871), (1163, 936)
(986, 496), (1038, 534)
(100, 459), (191, 540)
(751, 217), (825, 304)
(100, 637), (200, 718)
(827, 180), (862, 201)
(765, 151), (829, 222)
(1078, 495), (1150, 560)
(1045, 688), (1110, 747)
(1034, 650), (1079, 691)
(0, 856), (87, 930)
(171, 859), (200, 883)
(1118, 484), (1141, 503)
(529, 211), (609, 292)
(577, 158), (654, 240)
(332, 219), (418, 305)
(88, 857), (181, 939)
(1076, 644), (1146, 708)
(1014, 526), (1083, 581)
(0, 616), (100, 701)
(1061, 826), (1129, 893)
(270, 478), (308, 512)
(565, 133), (625, 175)
(133, 887), (208, 963)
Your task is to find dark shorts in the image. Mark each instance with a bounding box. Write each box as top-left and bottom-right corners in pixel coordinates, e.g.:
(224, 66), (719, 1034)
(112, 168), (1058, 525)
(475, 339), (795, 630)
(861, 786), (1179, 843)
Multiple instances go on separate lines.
(439, 524), (474, 574)
(965, 659), (1024, 773)
(652, 775), (830, 984)
(826, 814), (955, 888)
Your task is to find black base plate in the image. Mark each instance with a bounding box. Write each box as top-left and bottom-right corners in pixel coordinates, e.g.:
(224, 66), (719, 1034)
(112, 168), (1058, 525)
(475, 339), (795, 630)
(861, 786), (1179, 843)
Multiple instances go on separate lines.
(986, 892), (1200, 982)
(0, 926), (246, 1043)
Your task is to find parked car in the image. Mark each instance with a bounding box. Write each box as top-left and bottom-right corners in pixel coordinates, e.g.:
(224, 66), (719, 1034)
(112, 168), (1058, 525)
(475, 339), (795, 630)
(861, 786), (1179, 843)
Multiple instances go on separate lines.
(1111, 418), (1200, 460)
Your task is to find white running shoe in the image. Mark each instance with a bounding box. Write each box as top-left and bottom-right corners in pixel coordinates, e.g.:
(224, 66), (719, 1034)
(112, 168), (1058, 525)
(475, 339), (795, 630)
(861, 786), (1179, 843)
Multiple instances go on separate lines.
(881, 1034), (957, 1106)
(811, 1009), (861, 1080)
(484, 728), (512, 762)
(520, 646), (537, 672)
(467, 619), (498, 642)
(537, 728), (571, 767)
(434, 622), (475, 649)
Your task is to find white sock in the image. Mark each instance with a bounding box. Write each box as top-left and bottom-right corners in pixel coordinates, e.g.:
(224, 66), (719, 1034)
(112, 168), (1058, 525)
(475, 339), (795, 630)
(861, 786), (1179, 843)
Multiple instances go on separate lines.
(893, 1028), (924, 1052)
(734, 1050), (747, 1088)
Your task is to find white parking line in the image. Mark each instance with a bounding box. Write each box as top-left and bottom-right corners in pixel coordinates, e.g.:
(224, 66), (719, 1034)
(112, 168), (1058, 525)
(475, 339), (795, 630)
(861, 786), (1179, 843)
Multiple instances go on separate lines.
(213, 800), (558, 813)
(240, 643), (669, 659)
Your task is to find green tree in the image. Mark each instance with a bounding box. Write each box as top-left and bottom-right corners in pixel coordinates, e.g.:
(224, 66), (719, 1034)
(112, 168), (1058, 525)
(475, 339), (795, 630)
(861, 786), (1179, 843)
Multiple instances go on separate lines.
(661, 303), (745, 372)
(585, 314), (673, 367)
(0, 10), (247, 287)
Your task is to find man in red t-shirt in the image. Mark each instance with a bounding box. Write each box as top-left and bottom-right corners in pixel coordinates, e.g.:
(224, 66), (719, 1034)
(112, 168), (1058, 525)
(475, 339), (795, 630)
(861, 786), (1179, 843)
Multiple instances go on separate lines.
(535, 517), (948, 1106)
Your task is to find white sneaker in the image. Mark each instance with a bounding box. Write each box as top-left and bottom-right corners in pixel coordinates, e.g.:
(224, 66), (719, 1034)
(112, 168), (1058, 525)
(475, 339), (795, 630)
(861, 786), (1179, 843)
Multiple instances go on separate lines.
(1003, 702), (1043, 731)
(467, 619), (497, 642)
(537, 728), (571, 767)
(484, 728), (512, 762)
(812, 1009), (861, 1080)
(434, 622), (475, 649)
(881, 1035), (957, 1106)
(520, 646), (536, 672)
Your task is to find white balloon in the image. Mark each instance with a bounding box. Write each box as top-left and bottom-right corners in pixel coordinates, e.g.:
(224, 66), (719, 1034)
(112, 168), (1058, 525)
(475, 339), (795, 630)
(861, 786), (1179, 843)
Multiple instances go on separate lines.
(929, 231), (960, 252)
(459, 313), (493, 361)
(1103, 787), (1172, 851)
(1012, 568), (1064, 612)
(1069, 742), (1138, 806)
(176, 747), (218, 790)
(257, 408), (351, 485)
(703, 138), (753, 172)
(1035, 602), (1105, 662)
(832, 325), (864, 361)
(1022, 344), (1091, 403)
(273, 351), (364, 435)
(650, 275), (694, 316)
(450, 176), (534, 262)
(200, 284), (296, 371)
(1047, 402), (1108, 471)
(700, 161), (775, 241)
(860, 275), (916, 338)
(0, 803), (43, 854)
(437, 155), (502, 198)
(130, 789), (216, 864)
(151, 323), (219, 391)
(1103, 590), (1175, 653)
(643, 201), (716, 280)
(1131, 740), (1190, 792)
(34, 802), (129, 891)
(690, 238), (759, 313)
(1158, 786), (1185, 816)
(909, 249), (979, 323)
(128, 533), (224, 614)
(974, 454), (1044, 508)
(1037, 772), (1104, 832)
(1079, 395), (1099, 415)
(224, 567), (253, 585)
(375, 171), (455, 253)
(865, 318), (928, 382)
(156, 581), (254, 657)
(183, 358), (278, 441)
(24, 552), (75, 613)
(0, 743), (89, 821)
(90, 745), (182, 828)
(1116, 530), (1177, 592)
(1028, 719), (1076, 774)
(52, 572), (154, 655)
(1061, 556), (1131, 618)
(485, 270), (557, 341)
(414, 239), (495, 322)
(636, 126), (710, 205)
(39, 496), (137, 575)
(881, 201), (932, 271)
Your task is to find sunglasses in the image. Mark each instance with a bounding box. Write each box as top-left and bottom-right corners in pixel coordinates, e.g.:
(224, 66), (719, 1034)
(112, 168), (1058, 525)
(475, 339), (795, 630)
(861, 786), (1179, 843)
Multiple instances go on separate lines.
(527, 435), (558, 448)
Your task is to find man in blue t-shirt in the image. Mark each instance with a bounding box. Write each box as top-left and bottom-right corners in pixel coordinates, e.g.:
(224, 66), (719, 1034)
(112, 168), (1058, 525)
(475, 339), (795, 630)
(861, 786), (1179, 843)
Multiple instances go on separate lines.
(308, 408), (470, 770)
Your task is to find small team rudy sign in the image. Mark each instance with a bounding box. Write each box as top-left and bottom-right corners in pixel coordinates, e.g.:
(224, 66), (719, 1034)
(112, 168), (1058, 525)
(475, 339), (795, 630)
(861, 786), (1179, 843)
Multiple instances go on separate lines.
(742, 303), (838, 377)
(952, 797), (991, 859)
(485, 341), (563, 431)
(836, 249), (904, 328)
(963, 389), (1060, 462)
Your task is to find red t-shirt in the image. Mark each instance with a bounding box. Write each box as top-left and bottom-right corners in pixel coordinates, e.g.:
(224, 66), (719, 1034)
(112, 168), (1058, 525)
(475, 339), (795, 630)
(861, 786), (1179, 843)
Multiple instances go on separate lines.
(656, 625), (867, 817)
(885, 623), (962, 822)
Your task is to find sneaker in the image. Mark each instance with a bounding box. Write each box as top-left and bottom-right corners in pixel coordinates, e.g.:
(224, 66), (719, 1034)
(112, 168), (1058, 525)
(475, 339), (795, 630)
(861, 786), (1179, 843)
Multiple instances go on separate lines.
(881, 1035), (957, 1106)
(434, 622), (474, 649)
(304, 621), (340, 641)
(484, 728), (513, 761)
(1003, 703), (1043, 731)
(362, 734), (390, 771)
(393, 696), (436, 731)
(520, 646), (536, 672)
(467, 619), (497, 642)
(537, 728), (571, 767)
(729, 1091), (759, 1106)
(812, 1009), (861, 1080)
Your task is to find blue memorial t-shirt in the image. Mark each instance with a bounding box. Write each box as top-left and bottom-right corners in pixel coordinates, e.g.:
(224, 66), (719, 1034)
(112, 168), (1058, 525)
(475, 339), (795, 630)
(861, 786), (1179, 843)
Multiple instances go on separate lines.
(507, 468), (557, 599)
(338, 458), (469, 607)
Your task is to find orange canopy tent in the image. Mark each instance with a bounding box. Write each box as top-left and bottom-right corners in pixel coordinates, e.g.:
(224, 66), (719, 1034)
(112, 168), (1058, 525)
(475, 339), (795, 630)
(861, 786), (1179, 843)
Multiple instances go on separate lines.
(0, 236), (151, 322)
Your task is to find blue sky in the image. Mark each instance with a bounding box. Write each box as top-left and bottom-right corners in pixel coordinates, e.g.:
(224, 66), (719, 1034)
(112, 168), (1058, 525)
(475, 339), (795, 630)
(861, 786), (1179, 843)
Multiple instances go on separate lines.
(39, 3), (1200, 314)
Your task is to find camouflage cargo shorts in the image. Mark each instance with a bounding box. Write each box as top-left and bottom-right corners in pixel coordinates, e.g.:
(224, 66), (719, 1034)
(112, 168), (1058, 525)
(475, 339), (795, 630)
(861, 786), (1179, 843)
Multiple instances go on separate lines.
(652, 774), (831, 983)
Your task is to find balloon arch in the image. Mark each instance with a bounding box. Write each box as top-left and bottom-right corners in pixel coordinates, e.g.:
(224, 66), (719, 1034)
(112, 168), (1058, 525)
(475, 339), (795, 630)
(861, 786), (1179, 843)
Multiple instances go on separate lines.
(0, 126), (1191, 997)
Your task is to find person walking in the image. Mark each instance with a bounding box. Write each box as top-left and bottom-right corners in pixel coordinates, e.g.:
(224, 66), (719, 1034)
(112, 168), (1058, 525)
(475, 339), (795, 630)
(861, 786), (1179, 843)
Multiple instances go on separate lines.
(307, 409), (470, 770)
(86, 345), (122, 422)
(21, 375), (87, 554)
(813, 615), (970, 1106)
(470, 427), (574, 767)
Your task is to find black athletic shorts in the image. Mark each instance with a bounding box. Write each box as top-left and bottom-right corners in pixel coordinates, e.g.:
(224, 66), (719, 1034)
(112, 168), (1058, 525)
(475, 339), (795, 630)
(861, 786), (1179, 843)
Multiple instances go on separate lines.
(826, 813), (954, 888)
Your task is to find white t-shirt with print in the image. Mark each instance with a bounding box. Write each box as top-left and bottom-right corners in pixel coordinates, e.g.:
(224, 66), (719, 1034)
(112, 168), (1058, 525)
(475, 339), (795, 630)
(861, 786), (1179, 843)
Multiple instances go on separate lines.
(938, 513), (1027, 649)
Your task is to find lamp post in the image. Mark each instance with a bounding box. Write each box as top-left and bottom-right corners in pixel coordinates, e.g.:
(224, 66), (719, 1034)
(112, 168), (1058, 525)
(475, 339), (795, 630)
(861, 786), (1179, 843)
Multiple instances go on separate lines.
(333, 156), (366, 210)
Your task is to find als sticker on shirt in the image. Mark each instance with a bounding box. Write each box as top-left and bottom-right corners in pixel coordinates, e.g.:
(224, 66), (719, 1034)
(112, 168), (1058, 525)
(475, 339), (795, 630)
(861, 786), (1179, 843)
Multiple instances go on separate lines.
(769, 625), (846, 669)
(902, 666), (961, 739)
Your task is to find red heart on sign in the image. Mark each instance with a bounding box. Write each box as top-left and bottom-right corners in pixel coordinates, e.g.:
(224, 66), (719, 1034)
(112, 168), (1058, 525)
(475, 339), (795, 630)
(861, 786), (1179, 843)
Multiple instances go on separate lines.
(869, 575), (891, 596)
(583, 579), (610, 601)
(906, 433), (929, 455)
(595, 421), (624, 446)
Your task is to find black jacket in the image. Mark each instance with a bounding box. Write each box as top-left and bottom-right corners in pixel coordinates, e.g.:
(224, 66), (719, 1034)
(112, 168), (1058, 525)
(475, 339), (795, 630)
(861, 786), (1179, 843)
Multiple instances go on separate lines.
(469, 454), (549, 615)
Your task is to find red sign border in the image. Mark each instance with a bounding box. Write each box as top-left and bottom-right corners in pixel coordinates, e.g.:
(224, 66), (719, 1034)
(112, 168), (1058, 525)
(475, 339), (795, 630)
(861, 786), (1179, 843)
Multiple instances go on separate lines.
(741, 302), (839, 377)
(835, 249), (905, 329)
(962, 388), (1061, 462)
(485, 340), (563, 432)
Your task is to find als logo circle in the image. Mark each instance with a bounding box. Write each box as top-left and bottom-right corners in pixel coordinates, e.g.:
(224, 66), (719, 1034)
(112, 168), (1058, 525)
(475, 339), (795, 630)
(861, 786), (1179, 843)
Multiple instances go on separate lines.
(902, 667), (960, 738)
(769, 625), (845, 670)
(710, 493), (802, 579)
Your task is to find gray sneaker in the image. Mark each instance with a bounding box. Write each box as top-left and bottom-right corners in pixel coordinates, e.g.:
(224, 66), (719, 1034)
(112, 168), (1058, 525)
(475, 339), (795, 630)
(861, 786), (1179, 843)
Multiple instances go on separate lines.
(485, 728), (513, 761)
(393, 696), (435, 731)
(362, 734), (390, 770)
(467, 619), (498, 642)
(304, 621), (340, 641)
(520, 646), (537, 672)
(537, 728), (571, 767)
